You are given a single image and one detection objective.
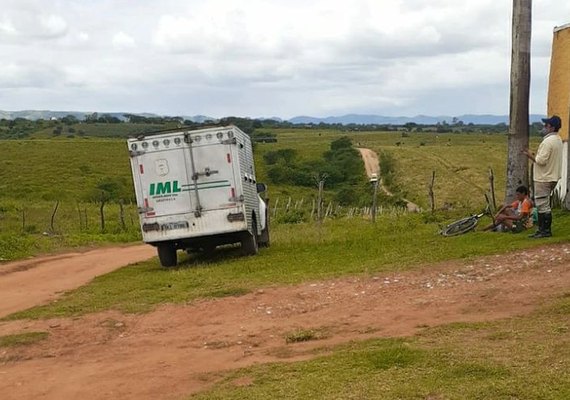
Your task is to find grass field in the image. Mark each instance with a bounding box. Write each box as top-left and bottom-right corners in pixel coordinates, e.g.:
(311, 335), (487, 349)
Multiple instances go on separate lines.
(7, 211), (570, 320)
(0, 128), (546, 260)
(189, 296), (570, 399)
(2, 128), (569, 399)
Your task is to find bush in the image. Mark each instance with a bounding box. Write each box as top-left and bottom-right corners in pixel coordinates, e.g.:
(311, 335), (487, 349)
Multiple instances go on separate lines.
(335, 187), (359, 206)
(263, 149), (297, 165)
(276, 209), (307, 224)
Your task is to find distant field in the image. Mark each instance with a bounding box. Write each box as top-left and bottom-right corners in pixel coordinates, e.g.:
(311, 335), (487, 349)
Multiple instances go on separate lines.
(0, 128), (524, 206)
(0, 128), (538, 259)
(350, 131), (541, 209)
(30, 122), (177, 139)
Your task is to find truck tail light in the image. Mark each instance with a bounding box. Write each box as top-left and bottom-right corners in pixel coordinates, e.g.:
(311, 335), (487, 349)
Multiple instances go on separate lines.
(139, 165), (144, 174)
(144, 198), (149, 208)
(227, 153), (231, 163)
(231, 188), (236, 199)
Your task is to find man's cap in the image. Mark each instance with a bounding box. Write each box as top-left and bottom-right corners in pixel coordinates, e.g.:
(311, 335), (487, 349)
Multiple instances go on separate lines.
(541, 115), (562, 130)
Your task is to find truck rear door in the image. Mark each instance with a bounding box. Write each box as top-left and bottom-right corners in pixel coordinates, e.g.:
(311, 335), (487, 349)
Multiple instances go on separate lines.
(185, 134), (239, 213)
(130, 139), (194, 218)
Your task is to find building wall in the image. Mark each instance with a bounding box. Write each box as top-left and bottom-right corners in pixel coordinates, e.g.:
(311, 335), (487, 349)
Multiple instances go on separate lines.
(547, 24), (570, 141)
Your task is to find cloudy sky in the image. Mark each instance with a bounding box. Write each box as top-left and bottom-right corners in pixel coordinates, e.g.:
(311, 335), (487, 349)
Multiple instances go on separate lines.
(0, 0), (567, 119)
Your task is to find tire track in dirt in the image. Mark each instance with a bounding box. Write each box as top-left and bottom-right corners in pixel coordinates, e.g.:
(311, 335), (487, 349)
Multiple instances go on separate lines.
(1, 244), (570, 399)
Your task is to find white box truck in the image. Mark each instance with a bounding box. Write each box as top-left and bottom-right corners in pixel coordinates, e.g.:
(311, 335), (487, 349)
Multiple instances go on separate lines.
(127, 125), (269, 267)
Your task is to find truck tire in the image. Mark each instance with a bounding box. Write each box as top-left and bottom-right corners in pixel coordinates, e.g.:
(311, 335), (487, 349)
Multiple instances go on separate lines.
(241, 219), (258, 256)
(157, 244), (177, 267)
(258, 209), (270, 248)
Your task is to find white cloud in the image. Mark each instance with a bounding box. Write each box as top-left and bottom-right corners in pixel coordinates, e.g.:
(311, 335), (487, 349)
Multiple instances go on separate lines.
(38, 14), (68, 38)
(0, 0), (566, 118)
(0, 62), (62, 88)
(112, 32), (136, 48)
(0, 17), (17, 36)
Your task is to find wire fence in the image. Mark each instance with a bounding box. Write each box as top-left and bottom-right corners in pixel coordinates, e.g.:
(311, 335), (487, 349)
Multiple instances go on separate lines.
(268, 197), (409, 223)
(0, 196), (415, 238)
(0, 201), (140, 236)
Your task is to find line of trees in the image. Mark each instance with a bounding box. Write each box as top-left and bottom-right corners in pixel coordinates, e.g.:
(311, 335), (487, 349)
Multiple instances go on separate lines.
(2, 113), (547, 141)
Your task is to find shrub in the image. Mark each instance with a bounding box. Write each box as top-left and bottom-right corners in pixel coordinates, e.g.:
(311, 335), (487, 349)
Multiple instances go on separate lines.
(276, 209), (307, 224)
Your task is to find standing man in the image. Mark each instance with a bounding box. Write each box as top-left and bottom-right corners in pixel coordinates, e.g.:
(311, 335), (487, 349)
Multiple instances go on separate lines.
(522, 115), (563, 238)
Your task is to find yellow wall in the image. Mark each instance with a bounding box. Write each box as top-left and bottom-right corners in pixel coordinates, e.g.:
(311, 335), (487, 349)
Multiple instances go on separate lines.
(547, 24), (570, 141)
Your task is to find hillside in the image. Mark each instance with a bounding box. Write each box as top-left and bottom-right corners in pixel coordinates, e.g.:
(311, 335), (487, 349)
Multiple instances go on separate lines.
(0, 109), (546, 125)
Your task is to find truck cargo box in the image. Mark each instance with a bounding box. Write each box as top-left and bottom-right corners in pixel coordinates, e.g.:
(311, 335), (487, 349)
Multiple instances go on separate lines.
(127, 126), (268, 266)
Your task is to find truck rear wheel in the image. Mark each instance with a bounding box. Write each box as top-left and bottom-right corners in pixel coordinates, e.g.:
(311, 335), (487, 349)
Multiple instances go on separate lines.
(157, 244), (177, 267)
(241, 219), (258, 256)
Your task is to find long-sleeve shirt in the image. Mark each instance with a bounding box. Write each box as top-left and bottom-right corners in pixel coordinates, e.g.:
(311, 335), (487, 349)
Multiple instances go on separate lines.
(534, 132), (563, 182)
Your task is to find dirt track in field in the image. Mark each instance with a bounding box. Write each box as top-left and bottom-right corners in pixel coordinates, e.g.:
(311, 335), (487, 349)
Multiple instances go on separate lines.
(1, 243), (570, 399)
(357, 148), (421, 212)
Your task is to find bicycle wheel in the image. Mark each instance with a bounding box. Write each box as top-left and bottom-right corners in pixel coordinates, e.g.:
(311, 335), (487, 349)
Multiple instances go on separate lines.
(441, 216), (479, 237)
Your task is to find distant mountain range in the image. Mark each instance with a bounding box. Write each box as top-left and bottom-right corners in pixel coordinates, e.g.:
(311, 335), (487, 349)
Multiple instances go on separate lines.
(0, 110), (214, 123)
(286, 114), (546, 125)
(0, 110), (546, 125)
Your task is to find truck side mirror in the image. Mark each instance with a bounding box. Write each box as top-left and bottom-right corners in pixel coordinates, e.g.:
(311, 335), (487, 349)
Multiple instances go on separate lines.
(256, 183), (267, 193)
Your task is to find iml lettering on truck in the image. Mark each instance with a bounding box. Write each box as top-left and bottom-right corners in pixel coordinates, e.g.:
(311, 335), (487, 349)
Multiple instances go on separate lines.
(149, 180), (182, 196)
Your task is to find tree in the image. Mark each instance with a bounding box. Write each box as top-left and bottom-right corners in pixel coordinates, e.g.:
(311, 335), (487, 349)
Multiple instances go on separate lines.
(61, 115), (79, 125)
(85, 112), (100, 123)
(404, 122), (417, 132)
(505, 0), (531, 202)
(90, 177), (132, 232)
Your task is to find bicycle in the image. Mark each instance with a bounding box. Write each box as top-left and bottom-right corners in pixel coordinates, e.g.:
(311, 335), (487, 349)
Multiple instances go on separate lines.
(440, 205), (493, 237)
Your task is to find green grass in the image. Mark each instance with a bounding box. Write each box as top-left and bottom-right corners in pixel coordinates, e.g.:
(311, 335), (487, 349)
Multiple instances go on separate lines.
(0, 129), (517, 260)
(189, 294), (570, 400)
(350, 131), (542, 209)
(0, 139), (133, 202)
(7, 211), (570, 320)
(0, 332), (48, 348)
(0, 200), (141, 261)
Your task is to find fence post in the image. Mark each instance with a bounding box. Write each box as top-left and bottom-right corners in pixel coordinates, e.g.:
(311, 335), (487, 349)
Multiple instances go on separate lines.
(428, 171), (436, 212)
(311, 199), (316, 221)
(77, 202), (83, 231)
(50, 201), (60, 233)
(488, 168), (497, 212)
(317, 181), (324, 223)
(119, 200), (126, 230)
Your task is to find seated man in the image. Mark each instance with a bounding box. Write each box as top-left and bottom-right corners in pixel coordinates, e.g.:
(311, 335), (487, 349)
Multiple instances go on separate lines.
(484, 185), (533, 232)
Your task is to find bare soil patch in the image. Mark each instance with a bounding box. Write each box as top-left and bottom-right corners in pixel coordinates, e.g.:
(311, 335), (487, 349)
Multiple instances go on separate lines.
(0, 244), (156, 318)
(0, 244), (569, 398)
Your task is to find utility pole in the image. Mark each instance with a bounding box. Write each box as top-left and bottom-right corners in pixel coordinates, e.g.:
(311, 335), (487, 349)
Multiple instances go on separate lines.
(506, 0), (532, 202)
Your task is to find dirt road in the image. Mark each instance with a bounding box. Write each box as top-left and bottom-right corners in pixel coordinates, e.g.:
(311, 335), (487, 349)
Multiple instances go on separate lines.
(357, 147), (421, 212)
(0, 244), (157, 318)
(1, 243), (570, 399)
(358, 147), (380, 177)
